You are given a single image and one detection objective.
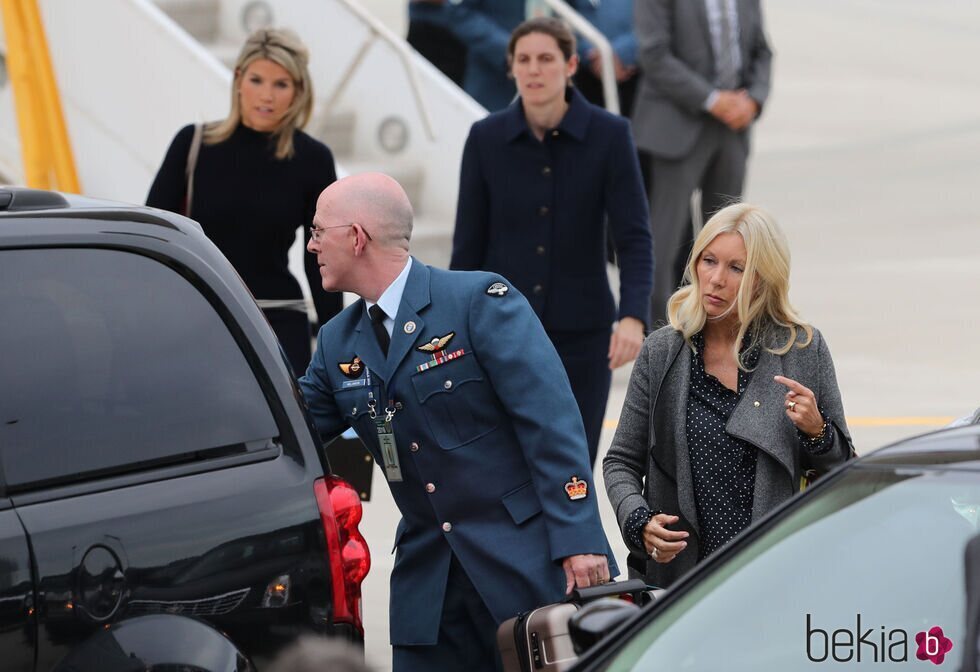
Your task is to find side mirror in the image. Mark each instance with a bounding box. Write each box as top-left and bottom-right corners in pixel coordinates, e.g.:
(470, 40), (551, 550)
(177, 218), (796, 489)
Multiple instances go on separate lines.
(568, 597), (640, 654)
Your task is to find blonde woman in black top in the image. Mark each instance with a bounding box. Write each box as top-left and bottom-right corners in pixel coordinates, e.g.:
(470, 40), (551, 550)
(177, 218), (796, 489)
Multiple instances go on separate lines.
(147, 28), (339, 375)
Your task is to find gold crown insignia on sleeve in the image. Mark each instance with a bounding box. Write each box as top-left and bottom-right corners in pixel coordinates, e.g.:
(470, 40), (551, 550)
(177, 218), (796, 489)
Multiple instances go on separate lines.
(564, 476), (588, 501)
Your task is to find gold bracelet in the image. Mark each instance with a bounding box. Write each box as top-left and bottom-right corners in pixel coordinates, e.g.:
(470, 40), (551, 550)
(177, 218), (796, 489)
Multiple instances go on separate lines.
(808, 422), (828, 442)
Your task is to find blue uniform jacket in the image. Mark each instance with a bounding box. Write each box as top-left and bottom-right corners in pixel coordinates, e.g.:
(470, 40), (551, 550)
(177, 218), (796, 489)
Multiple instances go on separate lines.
(440, 0), (525, 111)
(451, 88), (654, 331)
(299, 261), (617, 645)
(575, 0), (638, 67)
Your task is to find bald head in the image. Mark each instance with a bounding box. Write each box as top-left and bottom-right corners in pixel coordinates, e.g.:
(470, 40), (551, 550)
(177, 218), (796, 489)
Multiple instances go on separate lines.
(319, 173), (413, 250)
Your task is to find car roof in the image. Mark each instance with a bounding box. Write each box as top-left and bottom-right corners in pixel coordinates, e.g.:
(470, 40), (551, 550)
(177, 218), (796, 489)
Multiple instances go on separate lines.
(857, 423), (980, 468)
(0, 186), (201, 232)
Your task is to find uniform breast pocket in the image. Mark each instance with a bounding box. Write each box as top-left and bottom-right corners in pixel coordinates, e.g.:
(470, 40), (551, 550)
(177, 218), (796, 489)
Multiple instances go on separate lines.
(411, 355), (499, 450)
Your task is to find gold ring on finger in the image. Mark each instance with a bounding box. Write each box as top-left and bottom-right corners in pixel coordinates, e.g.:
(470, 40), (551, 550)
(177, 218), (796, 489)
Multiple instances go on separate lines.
(788, 401), (797, 411)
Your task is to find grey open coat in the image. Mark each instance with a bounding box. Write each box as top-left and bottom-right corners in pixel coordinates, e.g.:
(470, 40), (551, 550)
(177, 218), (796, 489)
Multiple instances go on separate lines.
(603, 324), (853, 587)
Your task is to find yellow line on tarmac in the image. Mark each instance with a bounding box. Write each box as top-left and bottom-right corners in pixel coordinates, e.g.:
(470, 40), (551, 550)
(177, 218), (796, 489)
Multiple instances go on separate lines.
(845, 416), (954, 427)
(602, 416), (955, 430)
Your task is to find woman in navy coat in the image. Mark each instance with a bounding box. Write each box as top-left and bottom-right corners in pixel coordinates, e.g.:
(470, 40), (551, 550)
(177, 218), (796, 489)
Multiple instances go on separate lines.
(451, 17), (654, 466)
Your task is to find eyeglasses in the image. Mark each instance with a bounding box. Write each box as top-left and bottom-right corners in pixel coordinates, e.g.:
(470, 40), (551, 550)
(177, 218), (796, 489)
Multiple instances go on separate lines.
(309, 223), (373, 242)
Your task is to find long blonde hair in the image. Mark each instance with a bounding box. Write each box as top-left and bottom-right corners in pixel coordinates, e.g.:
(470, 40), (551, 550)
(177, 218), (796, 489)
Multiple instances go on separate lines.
(205, 28), (314, 159)
(667, 203), (813, 368)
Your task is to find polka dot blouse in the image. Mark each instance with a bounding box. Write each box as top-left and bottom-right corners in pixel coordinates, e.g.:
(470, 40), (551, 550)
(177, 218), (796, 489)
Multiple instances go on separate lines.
(685, 331), (761, 559)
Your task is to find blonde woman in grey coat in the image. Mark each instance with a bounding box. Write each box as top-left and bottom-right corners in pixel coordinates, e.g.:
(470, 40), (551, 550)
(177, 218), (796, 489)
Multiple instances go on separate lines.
(603, 203), (854, 588)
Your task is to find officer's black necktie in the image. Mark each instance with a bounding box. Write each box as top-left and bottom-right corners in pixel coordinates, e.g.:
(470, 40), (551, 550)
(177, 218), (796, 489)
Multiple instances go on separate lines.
(369, 304), (390, 357)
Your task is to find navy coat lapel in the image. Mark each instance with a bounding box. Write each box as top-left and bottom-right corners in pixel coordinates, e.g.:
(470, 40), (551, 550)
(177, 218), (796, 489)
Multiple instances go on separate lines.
(381, 259), (431, 380)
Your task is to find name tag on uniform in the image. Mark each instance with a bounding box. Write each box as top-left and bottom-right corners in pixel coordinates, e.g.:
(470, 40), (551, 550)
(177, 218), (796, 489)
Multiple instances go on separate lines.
(375, 417), (403, 482)
(342, 378), (367, 388)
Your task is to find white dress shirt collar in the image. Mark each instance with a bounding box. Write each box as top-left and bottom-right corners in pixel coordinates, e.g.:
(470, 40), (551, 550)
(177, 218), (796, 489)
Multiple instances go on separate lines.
(365, 257), (412, 337)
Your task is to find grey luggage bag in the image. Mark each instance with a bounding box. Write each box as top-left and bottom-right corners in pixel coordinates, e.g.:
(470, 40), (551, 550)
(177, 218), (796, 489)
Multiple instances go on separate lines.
(496, 579), (649, 672)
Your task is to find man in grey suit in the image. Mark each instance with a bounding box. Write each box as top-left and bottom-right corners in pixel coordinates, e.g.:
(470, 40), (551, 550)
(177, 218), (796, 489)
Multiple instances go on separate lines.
(632, 0), (772, 324)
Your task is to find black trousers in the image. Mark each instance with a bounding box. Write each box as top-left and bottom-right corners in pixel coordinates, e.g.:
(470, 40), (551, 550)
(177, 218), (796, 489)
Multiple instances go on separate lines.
(264, 308), (312, 378)
(407, 19), (467, 87)
(548, 328), (613, 468)
(574, 67), (640, 119)
(392, 555), (502, 672)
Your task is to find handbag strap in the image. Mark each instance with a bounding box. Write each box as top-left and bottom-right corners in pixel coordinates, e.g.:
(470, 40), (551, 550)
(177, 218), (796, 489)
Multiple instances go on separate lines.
(184, 123), (204, 217)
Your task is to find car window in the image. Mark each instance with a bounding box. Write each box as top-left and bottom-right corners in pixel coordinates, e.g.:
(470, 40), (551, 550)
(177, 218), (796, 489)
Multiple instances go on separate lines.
(0, 248), (278, 488)
(602, 468), (976, 670)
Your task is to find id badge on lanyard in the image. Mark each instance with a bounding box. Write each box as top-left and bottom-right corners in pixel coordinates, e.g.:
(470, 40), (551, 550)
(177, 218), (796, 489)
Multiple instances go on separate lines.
(367, 367), (403, 482)
(375, 416), (402, 482)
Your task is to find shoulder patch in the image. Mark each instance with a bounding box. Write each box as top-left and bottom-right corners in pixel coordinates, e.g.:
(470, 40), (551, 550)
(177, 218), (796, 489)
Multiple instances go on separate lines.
(486, 282), (509, 297)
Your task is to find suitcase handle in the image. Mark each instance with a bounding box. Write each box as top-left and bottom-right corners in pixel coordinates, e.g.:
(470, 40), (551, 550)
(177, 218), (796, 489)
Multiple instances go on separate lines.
(565, 578), (650, 604)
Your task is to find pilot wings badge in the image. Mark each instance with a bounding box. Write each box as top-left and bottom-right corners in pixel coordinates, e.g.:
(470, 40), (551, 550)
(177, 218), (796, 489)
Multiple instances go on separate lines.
(415, 332), (466, 373)
(416, 332), (455, 353)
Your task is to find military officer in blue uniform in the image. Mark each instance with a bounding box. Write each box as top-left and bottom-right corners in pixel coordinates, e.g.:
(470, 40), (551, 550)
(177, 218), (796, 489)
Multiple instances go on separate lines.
(299, 173), (617, 671)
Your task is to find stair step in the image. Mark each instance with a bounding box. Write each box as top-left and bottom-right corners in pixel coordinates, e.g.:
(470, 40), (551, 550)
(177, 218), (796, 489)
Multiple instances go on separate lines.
(154, 0), (220, 43)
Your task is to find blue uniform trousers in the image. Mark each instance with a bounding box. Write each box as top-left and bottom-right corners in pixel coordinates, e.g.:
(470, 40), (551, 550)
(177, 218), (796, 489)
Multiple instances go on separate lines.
(392, 554), (503, 672)
(548, 328), (613, 468)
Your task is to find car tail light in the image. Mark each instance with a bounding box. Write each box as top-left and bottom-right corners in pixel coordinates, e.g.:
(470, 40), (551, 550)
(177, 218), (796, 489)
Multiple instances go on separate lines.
(314, 475), (371, 634)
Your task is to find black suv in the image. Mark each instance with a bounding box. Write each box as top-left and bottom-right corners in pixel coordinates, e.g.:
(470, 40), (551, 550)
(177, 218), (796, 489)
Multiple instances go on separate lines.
(0, 188), (370, 670)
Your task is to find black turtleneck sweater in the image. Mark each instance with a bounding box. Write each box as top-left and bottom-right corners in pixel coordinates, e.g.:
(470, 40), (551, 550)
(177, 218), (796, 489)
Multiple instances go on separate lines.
(147, 123), (339, 328)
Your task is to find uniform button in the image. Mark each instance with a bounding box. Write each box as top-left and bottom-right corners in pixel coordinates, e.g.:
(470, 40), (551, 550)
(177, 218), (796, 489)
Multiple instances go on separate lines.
(410, 441), (420, 452)
(542, 166), (552, 176)
(442, 522), (452, 533)
(352, 407), (357, 415)
(539, 206), (549, 216)
(536, 245), (546, 255)
(551, 130), (559, 137)
(444, 380), (453, 390)
(395, 402), (404, 410)
(426, 483), (436, 493)
(753, 401), (760, 407)
(533, 284), (543, 294)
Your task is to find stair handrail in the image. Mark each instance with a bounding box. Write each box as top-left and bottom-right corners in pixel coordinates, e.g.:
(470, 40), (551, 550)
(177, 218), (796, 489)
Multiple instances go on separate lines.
(323, 0), (436, 141)
(1, 0), (81, 191)
(540, 0), (620, 115)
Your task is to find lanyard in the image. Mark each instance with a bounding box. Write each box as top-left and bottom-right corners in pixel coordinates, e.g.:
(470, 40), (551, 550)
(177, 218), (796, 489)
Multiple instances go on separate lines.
(362, 366), (402, 481)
